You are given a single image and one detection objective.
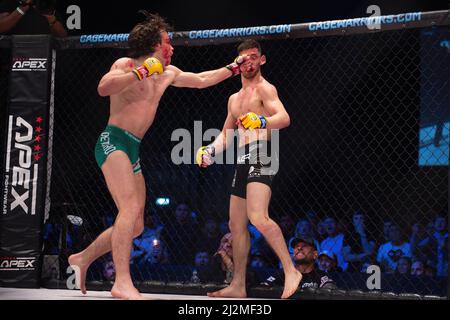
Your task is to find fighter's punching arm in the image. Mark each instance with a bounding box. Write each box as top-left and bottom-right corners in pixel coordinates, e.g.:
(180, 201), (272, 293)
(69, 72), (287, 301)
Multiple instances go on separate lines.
(169, 56), (249, 89)
(196, 96), (237, 168)
(238, 84), (290, 130)
(97, 57), (163, 96)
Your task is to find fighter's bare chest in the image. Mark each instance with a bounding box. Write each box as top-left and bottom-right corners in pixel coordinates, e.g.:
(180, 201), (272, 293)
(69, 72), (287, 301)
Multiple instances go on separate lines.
(230, 88), (264, 118)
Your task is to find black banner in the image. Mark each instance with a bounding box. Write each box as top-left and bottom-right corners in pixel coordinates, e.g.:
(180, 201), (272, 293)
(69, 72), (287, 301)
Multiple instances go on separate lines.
(0, 35), (52, 287)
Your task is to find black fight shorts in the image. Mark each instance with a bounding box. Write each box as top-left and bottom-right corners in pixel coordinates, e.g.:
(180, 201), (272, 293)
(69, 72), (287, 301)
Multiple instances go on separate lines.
(230, 140), (278, 199)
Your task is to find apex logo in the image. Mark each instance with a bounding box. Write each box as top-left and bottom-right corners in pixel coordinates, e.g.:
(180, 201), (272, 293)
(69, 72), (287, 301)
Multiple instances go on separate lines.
(4, 116), (39, 215)
(0, 258), (36, 269)
(12, 58), (47, 72)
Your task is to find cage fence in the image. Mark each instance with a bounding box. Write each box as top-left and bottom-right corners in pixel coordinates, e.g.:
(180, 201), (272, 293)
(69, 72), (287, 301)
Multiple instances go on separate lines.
(1, 13), (449, 299)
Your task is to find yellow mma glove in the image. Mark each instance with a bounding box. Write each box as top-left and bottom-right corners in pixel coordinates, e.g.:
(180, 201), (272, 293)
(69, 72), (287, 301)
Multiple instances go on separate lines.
(196, 145), (215, 168)
(239, 112), (267, 130)
(133, 57), (163, 81)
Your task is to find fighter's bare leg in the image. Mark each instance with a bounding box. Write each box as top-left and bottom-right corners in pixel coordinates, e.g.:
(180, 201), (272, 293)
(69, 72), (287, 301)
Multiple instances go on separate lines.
(68, 172), (145, 296)
(100, 154), (145, 300)
(208, 195), (249, 298)
(70, 152), (144, 299)
(110, 170), (146, 299)
(246, 182), (302, 299)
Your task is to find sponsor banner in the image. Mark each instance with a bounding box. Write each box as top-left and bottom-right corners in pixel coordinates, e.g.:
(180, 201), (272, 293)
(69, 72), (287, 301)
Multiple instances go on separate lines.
(11, 58), (48, 72)
(0, 35), (52, 287)
(64, 10), (448, 48)
(0, 257), (37, 271)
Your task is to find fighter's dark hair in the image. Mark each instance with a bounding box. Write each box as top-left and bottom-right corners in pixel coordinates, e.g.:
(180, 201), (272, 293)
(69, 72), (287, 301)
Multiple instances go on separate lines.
(237, 39), (262, 54)
(128, 11), (173, 58)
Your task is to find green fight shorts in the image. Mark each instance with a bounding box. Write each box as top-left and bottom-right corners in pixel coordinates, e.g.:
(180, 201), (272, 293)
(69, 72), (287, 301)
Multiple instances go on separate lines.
(94, 125), (142, 174)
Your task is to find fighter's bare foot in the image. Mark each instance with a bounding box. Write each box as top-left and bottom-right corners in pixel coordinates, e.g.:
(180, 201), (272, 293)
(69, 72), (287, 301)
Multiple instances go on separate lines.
(111, 283), (145, 300)
(68, 253), (89, 294)
(281, 270), (302, 299)
(207, 285), (246, 298)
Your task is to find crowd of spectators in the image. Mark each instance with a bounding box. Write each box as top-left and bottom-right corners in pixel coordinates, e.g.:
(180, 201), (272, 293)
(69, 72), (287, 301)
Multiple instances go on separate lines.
(42, 202), (448, 294)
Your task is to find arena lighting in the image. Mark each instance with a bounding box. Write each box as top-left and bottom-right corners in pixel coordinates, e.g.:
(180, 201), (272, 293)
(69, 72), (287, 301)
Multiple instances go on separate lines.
(155, 197), (171, 206)
(67, 215), (83, 226)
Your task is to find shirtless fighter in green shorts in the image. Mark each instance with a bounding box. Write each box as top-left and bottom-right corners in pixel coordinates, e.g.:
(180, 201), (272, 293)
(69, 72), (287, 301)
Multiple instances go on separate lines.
(68, 12), (248, 300)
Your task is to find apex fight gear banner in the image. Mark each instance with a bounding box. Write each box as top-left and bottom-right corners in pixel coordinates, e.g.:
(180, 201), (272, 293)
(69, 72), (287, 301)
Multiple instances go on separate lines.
(1, 35), (53, 287)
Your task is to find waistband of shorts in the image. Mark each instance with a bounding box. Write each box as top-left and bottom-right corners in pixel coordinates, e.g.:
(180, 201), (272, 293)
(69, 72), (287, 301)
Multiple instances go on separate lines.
(105, 125), (142, 143)
(239, 140), (271, 152)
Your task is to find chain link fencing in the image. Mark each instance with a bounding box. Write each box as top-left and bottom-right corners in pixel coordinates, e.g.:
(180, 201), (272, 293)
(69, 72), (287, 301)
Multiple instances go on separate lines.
(2, 22), (448, 298)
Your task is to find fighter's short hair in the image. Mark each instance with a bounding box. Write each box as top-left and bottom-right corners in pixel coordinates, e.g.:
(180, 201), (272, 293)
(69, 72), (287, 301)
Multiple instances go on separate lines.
(237, 39), (262, 55)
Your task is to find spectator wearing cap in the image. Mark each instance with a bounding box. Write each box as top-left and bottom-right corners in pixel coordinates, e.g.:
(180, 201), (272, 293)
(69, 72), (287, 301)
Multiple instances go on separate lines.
(318, 250), (341, 273)
(288, 218), (320, 256)
(262, 237), (337, 290)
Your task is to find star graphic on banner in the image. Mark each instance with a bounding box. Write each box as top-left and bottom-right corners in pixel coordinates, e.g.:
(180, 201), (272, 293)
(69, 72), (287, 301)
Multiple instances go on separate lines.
(34, 154), (40, 161)
(35, 136), (41, 142)
(36, 116), (43, 123)
(35, 126), (42, 133)
(34, 145), (41, 152)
